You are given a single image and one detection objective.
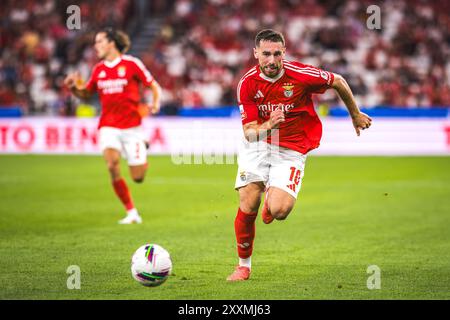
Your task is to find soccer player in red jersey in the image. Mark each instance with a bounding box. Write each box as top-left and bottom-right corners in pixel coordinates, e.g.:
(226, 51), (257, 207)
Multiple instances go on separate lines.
(64, 28), (161, 224)
(227, 29), (372, 281)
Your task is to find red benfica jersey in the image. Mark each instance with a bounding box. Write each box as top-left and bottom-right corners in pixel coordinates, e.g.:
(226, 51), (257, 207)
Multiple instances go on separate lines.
(85, 55), (154, 129)
(237, 60), (334, 154)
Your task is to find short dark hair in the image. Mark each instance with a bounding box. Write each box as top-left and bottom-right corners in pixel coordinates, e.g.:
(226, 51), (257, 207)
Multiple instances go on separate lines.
(255, 29), (285, 47)
(98, 27), (131, 54)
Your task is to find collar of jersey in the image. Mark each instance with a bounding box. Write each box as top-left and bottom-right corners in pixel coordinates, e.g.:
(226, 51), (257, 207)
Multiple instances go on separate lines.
(258, 68), (285, 83)
(103, 56), (122, 68)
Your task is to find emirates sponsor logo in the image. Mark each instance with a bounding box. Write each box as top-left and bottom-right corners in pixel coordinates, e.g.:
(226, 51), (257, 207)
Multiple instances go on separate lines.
(97, 78), (128, 94)
(257, 102), (294, 113)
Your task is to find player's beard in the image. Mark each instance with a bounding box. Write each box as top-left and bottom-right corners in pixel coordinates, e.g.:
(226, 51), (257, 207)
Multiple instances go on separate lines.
(262, 63), (281, 78)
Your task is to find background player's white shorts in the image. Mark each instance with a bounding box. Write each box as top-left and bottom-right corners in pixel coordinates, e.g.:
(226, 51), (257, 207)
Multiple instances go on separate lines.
(99, 126), (147, 166)
(234, 140), (307, 199)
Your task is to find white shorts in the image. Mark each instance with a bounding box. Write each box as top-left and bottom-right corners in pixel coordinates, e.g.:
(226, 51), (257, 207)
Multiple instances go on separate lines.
(99, 126), (147, 166)
(234, 140), (307, 199)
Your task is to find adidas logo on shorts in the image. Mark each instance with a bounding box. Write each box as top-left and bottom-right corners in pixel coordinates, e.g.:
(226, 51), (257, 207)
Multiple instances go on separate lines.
(286, 183), (296, 192)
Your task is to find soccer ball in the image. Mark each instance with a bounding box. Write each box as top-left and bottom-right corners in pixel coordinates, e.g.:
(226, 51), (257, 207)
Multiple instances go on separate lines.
(131, 244), (172, 287)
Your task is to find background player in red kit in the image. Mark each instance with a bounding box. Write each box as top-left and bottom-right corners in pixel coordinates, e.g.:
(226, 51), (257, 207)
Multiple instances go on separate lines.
(64, 28), (161, 224)
(227, 29), (372, 281)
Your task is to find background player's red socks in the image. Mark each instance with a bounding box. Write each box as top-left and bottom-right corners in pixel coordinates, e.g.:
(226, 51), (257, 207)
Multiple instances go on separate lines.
(234, 208), (257, 259)
(112, 178), (135, 210)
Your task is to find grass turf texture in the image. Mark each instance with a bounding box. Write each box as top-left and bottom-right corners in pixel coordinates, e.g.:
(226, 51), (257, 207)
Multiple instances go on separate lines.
(0, 155), (449, 300)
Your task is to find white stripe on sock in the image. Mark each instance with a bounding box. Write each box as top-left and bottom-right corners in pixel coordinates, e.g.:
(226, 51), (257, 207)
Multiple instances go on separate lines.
(239, 257), (251, 269)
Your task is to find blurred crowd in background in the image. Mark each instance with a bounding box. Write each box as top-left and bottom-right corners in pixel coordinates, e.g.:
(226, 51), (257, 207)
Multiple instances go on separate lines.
(0, 0), (449, 116)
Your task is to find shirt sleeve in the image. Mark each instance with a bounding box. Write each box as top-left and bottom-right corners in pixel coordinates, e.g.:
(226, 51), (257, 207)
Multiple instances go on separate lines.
(131, 57), (154, 86)
(237, 78), (259, 125)
(84, 65), (98, 93)
(301, 64), (334, 94)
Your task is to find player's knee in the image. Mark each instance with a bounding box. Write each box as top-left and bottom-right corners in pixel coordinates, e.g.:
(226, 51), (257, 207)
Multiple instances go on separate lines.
(106, 162), (121, 181)
(240, 199), (261, 214)
(106, 160), (120, 173)
(271, 205), (294, 220)
(238, 185), (263, 213)
(274, 213), (289, 220)
(132, 176), (145, 183)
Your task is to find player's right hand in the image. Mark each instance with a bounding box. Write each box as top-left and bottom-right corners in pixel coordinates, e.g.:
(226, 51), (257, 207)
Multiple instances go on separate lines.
(269, 108), (285, 129)
(352, 112), (372, 136)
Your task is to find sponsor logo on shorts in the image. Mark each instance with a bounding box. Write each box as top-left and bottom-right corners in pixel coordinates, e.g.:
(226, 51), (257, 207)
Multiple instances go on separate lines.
(286, 183), (296, 192)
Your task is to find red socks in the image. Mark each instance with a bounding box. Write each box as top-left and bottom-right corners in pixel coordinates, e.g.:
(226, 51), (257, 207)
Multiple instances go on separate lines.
(112, 178), (134, 210)
(234, 208), (257, 259)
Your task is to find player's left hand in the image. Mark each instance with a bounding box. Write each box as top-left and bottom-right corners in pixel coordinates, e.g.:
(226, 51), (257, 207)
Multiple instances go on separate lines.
(138, 103), (160, 117)
(352, 112), (372, 136)
(150, 102), (160, 115)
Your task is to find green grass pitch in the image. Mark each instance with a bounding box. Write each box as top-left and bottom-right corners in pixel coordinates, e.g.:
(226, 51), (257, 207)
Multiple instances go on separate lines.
(0, 155), (449, 299)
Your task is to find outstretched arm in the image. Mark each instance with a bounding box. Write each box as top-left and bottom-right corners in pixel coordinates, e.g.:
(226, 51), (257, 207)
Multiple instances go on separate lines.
(332, 73), (372, 136)
(64, 72), (93, 100)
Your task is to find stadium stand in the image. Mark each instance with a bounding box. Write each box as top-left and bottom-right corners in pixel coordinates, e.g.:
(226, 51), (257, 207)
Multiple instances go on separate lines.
(0, 0), (449, 116)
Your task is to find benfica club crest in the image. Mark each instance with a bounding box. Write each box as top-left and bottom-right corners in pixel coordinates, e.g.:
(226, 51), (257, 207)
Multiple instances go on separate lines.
(117, 66), (126, 77)
(282, 83), (294, 97)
